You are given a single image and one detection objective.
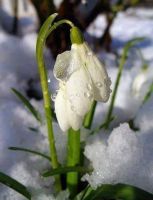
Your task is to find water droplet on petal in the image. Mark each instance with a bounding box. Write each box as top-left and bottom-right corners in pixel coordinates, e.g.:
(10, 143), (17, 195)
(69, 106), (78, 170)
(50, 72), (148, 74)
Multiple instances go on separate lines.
(96, 82), (103, 88)
(87, 83), (92, 91)
(69, 95), (74, 102)
(84, 92), (93, 100)
(87, 52), (92, 56)
(107, 77), (111, 86)
(51, 93), (56, 101)
(104, 94), (107, 98)
(71, 106), (75, 112)
(76, 93), (80, 97)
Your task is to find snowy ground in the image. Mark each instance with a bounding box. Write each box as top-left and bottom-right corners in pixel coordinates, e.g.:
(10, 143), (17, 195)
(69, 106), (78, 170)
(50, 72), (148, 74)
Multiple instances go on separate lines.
(0, 4), (153, 199)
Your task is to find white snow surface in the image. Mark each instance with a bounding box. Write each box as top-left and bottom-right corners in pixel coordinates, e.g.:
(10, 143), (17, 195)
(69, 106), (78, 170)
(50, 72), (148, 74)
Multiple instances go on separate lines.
(0, 6), (153, 199)
(83, 123), (153, 193)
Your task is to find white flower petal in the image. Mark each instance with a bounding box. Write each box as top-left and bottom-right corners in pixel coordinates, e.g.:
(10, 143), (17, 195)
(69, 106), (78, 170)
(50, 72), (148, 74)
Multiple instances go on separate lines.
(132, 71), (148, 97)
(85, 47), (111, 102)
(54, 84), (70, 132)
(67, 100), (83, 131)
(66, 68), (94, 117)
(53, 51), (72, 81)
(53, 45), (85, 81)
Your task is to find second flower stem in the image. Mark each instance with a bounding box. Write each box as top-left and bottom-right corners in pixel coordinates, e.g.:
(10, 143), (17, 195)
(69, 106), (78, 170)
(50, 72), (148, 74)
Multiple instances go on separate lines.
(67, 129), (80, 197)
(104, 38), (144, 129)
(83, 101), (97, 129)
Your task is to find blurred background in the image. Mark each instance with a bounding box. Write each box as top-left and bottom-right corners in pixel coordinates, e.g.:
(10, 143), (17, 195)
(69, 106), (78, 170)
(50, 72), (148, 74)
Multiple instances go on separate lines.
(0, 0), (152, 57)
(0, 0), (153, 100)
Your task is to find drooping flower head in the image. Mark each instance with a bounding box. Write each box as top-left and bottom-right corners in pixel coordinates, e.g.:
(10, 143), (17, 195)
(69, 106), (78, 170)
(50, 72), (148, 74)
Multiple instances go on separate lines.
(53, 27), (111, 132)
(132, 65), (153, 99)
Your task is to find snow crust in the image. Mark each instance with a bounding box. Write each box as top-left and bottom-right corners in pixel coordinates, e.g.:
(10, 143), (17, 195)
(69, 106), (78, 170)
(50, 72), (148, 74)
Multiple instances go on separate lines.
(83, 123), (153, 193)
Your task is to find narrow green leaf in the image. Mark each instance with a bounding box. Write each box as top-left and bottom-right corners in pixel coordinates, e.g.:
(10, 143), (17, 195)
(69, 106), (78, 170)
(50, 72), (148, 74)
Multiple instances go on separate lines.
(11, 88), (42, 123)
(75, 183), (153, 200)
(83, 101), (97, 129)
(9, 146), (51, 161)
(103, 37), (144, 129)
(36, 13), (58, 49)
(42, 166), (92, 177)
(143, 82), (153, 104)
(0, 171), (31, 199)
(90, 116), (115, 135)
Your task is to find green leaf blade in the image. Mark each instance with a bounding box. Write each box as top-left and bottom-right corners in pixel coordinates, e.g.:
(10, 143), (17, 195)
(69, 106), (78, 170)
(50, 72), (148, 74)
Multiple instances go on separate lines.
(143, 82), (153, 104)
(11, 88), (42, 123)
(42, 166), (92, 177)
(103, 37), (145, 129)
(0, 171), (31, 199)
(9, 146), (51, 161)
(75, 183), (153, 200)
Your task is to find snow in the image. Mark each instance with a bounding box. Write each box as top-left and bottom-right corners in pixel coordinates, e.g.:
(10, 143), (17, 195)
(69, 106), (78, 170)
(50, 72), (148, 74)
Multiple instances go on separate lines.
(0, 3), (153, 199)
(87, 14), (107, 38)
(83, 123), (153, 193)
(135, 94), (153, 132)
(0, 99), (67, 199)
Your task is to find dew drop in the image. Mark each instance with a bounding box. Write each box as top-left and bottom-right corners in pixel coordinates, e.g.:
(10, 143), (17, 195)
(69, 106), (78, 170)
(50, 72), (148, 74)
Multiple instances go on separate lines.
(84, 92), (93, 100)
(51, 94), (56, 101)
(104, 94), (107, 99)
(71, 105), (75, 112)
(87, 83), (92, 91)
(69, 95), (74, 102)
(96, 82), (103, 88)
(87, 52), (92, 56)
(107, 77), (112, 86)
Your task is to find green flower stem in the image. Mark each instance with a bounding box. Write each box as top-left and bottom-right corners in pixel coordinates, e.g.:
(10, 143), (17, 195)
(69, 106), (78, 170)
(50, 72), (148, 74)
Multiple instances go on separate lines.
(83, 101), (97, 129)
(104, 38), (144, 129)
(36, 14), (74, 192)
(143, 82), (153, 104)
(66, 129), (80, 197)
(70, 26), (84, 44)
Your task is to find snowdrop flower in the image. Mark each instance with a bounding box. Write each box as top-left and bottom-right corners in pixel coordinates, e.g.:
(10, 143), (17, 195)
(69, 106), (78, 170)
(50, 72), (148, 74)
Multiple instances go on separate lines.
(132, 66), (153, 98)
(53, 27), (111, 132)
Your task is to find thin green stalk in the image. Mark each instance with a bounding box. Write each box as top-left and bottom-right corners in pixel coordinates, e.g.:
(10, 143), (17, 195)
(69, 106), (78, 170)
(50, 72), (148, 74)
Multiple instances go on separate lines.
(36, 14), (74, 191)
(83, 101), (97, 129)
(8, 147), (51, 161)
(67, 129), (80, 197)
(143, 82), (153, 104)
(103, 38), (144, 129)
